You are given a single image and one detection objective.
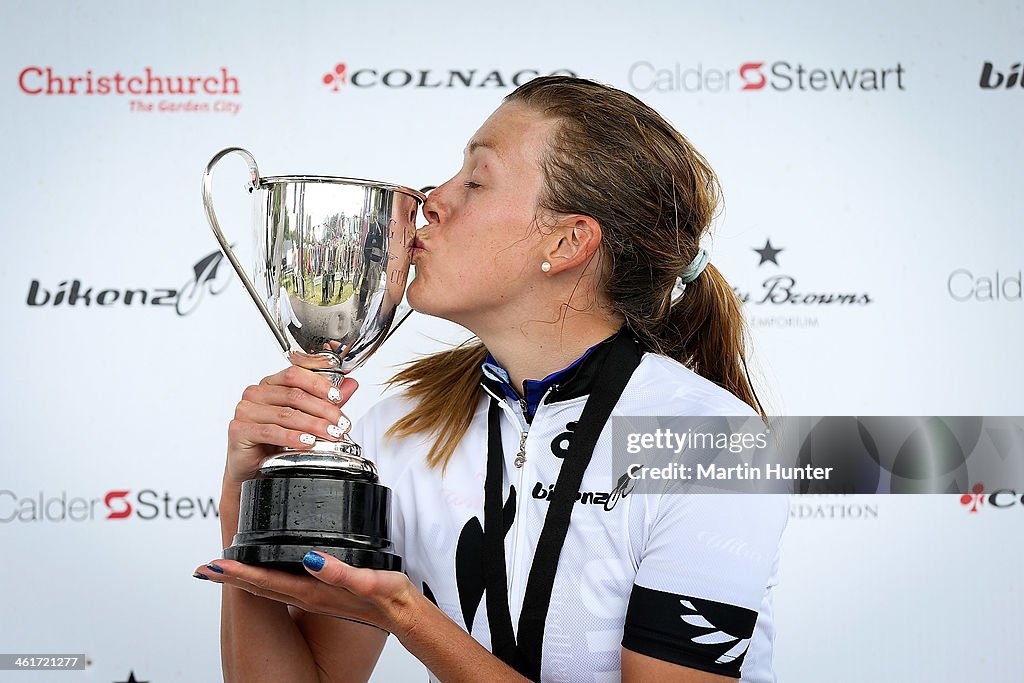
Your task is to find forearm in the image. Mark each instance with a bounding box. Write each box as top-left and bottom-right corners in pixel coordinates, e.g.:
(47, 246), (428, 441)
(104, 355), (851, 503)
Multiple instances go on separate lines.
(391, 590), (529, 683)
(218, 480), (319, 683)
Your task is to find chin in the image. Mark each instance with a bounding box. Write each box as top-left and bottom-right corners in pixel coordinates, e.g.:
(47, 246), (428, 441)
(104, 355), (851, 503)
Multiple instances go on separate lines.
(406, 281), (440, 316)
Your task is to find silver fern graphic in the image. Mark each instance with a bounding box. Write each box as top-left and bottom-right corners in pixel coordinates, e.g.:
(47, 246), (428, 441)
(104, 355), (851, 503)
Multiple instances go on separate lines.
(680, 599), (751, 665)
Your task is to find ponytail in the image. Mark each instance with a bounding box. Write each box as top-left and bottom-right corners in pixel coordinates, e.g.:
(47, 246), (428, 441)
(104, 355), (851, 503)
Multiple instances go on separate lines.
(655, 264), (766, 419)
(384, 340), (488, 471)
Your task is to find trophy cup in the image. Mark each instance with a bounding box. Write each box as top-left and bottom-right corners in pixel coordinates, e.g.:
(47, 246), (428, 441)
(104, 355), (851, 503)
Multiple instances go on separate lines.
(201, 147), (424, 572)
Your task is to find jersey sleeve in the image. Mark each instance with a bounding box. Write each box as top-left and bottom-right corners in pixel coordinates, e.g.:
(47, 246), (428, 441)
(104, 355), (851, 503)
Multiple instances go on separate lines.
(622, 493), (788, 679)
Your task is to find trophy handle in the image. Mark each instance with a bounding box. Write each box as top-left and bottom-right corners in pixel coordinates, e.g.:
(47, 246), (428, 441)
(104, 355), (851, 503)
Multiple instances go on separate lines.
(201, 147), (290, 353)
(382, 301), (414, 345)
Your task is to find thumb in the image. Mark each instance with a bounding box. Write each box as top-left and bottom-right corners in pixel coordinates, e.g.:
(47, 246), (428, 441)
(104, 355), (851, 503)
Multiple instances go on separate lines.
(302, 551), (353, 585)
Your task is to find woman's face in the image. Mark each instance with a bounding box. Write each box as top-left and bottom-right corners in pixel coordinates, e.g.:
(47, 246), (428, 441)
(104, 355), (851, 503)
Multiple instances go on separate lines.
(407, 102), (559, 329)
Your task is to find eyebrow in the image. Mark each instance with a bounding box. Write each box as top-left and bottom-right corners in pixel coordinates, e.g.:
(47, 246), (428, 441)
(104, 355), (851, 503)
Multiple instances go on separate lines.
(465, 139), (505, 161)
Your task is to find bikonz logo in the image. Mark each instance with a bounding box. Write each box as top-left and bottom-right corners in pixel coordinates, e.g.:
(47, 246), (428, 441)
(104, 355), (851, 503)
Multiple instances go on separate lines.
(321, 61), (576, 91)
(26, 249), (234, 316)
(979, 62), (1023, 89)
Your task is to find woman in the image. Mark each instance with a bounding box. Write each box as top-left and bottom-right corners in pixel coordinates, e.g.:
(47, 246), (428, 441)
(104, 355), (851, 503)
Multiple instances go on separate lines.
(195, 76), (788, 683)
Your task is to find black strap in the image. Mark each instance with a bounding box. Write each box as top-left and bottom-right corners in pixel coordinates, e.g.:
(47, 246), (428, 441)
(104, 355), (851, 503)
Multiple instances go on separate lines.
(484, 398), (518, 664)
(483, 334), (642, 681)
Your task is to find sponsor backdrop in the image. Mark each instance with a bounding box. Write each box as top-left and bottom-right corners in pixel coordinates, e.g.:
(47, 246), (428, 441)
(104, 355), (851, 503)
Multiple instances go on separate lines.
(2, 1), (1021, 681)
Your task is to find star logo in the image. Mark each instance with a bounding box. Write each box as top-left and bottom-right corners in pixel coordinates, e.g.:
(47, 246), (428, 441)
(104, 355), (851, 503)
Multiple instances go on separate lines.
(114, 671), (149, 683)
(753, 239), (783, 266)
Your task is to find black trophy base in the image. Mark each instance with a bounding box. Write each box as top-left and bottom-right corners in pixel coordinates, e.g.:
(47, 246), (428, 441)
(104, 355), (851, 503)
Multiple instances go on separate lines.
(225, 476), (402, 574)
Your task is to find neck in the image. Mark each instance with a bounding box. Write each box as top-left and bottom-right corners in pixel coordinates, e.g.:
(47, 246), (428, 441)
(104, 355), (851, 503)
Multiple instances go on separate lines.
(471, 311), (623, 392)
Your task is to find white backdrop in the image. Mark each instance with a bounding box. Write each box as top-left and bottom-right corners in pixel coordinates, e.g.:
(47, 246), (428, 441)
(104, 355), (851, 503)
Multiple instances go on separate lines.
(2, 1), (1022, 681)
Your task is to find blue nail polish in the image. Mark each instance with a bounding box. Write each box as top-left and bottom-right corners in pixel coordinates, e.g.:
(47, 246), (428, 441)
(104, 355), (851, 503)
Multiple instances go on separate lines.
(194, 572), (210, 580)
(303, 551), (325, 572)
(206, 564), (225, 574)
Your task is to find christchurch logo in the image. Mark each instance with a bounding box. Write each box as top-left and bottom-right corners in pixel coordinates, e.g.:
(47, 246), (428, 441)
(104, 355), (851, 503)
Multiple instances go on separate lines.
(961, 482), (986, 512)
(26, 249), (233, 316)
(323, 63), (347, 91)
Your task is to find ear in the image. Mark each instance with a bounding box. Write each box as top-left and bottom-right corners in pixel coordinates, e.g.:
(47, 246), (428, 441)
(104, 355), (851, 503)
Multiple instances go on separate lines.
(543, 215), (603, 274)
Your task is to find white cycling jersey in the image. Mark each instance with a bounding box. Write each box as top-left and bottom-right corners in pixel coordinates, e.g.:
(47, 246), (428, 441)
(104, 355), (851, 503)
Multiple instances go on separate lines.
(352, 335), (788, 682)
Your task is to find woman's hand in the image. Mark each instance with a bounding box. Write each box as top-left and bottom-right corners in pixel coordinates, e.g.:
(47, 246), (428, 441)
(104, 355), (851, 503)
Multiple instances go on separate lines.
(225, 366), (357, 487)
(194, 553), (417, 634)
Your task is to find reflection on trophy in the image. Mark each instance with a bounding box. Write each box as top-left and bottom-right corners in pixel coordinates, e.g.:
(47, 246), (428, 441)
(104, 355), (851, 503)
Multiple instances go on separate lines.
(202, 147), (424, 571)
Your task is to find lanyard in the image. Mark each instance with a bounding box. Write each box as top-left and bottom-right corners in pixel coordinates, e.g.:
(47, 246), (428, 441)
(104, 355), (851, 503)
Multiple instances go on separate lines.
(483, 334), (642, 681)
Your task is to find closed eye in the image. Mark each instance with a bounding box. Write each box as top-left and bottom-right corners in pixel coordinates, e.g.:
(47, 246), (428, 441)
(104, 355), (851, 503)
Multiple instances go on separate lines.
(464, 181), (482, 190)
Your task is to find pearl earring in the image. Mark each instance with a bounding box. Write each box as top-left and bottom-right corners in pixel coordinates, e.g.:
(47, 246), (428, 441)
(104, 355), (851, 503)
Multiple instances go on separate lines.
(541, 261), (552, 273)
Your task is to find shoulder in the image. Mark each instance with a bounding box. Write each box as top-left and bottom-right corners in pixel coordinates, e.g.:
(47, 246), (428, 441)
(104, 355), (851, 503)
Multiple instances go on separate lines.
(621, 352), (757, 417)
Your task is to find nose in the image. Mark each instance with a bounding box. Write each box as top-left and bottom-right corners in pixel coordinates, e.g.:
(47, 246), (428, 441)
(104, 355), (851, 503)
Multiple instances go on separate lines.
(421, 177), (456, 226)
(421, 190), (442, 226)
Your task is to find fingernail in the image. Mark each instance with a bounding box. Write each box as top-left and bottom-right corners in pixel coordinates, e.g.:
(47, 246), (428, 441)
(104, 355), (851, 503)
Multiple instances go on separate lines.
(337, 415), (351, 434)
(299, 433), (316, 446)
(193, 572), (210, 580)
(327, 424), (342, 439)
(303, 551), (325, 572)
(328, 387), (342, 403)
(206, 564), (225, 574)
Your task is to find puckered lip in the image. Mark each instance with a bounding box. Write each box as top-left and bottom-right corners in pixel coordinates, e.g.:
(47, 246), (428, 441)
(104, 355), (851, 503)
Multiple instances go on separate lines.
(410, 235), (428, 252)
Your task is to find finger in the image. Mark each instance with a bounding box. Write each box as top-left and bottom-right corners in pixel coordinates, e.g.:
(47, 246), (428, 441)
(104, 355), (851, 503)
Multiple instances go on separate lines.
(240, 384), (344, 424)
(236, 401), (347, 442)
(261, 366), (358, 405)
(228, 419), (321, 451)
(194, 568), (312, 610)
(301, 551), (375, 593)
(197, 560), (318, 603)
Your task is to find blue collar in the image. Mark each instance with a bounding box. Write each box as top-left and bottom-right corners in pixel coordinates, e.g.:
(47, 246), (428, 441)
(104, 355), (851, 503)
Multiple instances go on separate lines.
(481, 343), (602, 422)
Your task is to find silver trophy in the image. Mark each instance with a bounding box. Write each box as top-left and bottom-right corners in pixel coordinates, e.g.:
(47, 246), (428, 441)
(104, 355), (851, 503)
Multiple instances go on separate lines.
(202, 147), (424, 571)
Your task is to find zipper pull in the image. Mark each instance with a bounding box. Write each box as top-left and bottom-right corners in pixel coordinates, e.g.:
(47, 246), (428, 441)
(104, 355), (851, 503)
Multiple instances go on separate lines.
(514, 432), (528, 468)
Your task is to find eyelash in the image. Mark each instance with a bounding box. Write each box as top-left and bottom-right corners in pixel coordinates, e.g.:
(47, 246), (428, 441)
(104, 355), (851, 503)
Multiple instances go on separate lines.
(463, 181), (481, 190)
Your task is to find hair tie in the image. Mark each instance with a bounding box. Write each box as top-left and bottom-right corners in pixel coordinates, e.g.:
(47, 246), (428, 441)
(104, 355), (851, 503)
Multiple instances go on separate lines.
(679, 248), (709, 284)
(671, 248), (710, 304)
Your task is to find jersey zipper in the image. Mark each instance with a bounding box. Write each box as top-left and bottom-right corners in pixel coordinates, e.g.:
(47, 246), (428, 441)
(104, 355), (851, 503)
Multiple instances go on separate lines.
(480, 382), (559, 625)
(506, 384), (560, 626)
(514, 432), (528, 468)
